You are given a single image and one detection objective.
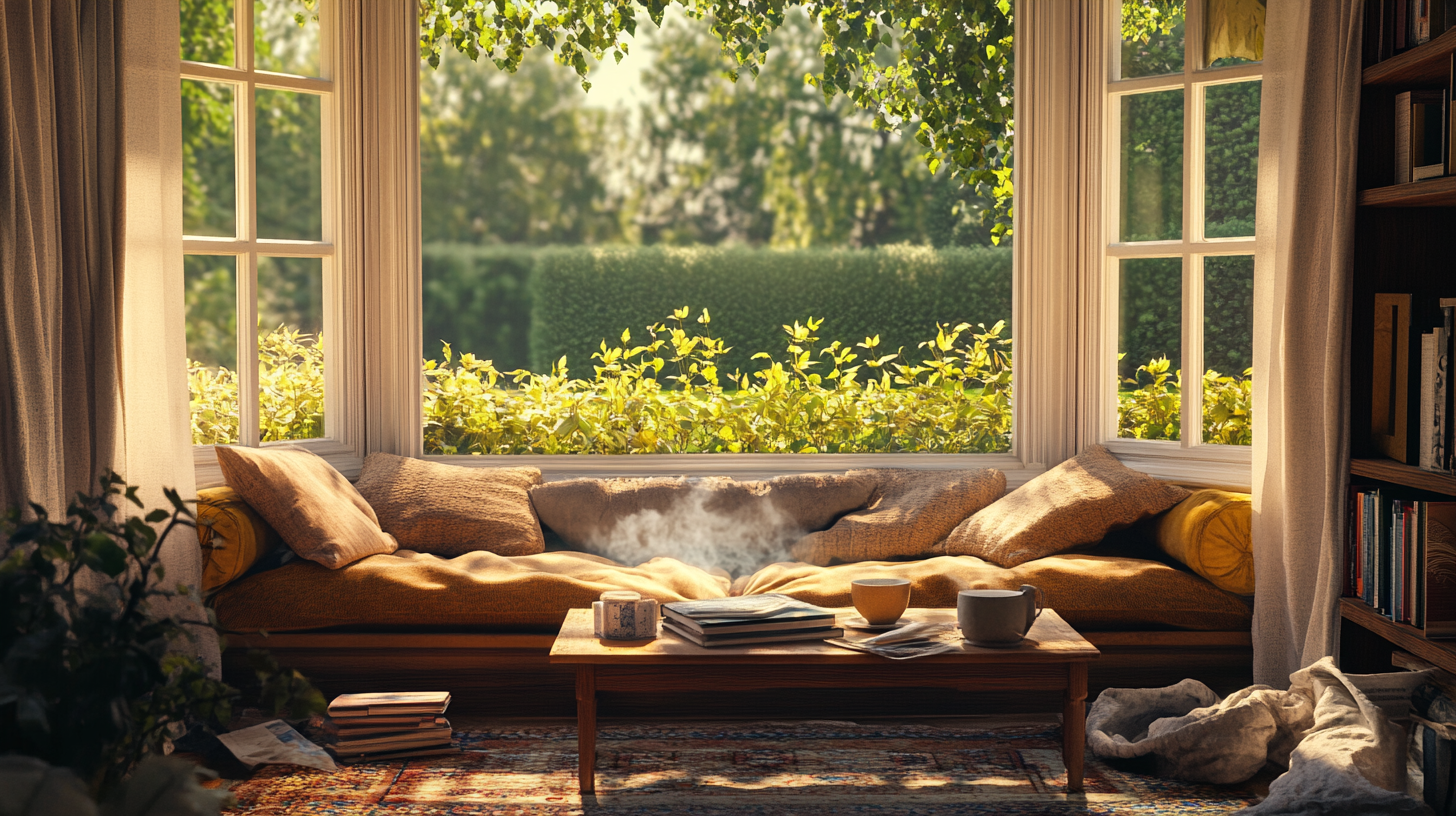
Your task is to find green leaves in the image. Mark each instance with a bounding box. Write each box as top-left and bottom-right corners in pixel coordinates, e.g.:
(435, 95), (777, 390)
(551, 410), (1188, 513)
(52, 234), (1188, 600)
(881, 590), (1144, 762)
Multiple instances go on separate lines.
(0, 473), (324, 797)
(417, 0), (1017, 240)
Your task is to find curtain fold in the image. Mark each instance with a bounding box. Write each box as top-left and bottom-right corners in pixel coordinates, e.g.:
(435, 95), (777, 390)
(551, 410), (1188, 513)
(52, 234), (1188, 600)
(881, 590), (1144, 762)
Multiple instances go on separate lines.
(1250, 0), (1362, 687)
(1, 0), (122, 513)
(2, 0), (213, 668)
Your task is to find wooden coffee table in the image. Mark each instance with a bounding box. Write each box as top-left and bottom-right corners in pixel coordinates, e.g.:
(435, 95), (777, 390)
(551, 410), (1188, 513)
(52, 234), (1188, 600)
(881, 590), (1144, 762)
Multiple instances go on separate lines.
(549, 606), (1099, 795)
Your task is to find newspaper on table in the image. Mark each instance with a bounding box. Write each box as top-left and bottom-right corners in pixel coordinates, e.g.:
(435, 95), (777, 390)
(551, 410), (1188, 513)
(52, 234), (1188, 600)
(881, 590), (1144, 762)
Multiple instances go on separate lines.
(664, 594), (828, 620)
(827, 621), (962, 660)
(216, 719), (337, 771)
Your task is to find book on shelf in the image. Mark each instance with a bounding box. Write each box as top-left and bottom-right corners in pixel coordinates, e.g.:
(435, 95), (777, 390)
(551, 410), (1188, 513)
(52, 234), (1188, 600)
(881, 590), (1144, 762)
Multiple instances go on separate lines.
(1396, 91), (1447, 185)
(661, 620), (844, 647)
(326, 691), (450, 718)
(1346, 487), (1456, 636)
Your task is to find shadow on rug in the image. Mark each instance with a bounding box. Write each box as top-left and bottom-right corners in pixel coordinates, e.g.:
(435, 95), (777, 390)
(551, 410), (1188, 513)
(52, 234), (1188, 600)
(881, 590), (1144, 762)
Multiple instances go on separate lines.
(226, 720), (1263, 815)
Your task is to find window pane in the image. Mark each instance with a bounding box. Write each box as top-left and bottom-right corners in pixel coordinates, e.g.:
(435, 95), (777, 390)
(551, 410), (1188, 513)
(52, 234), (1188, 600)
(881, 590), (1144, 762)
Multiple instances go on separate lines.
(255, 0), (321, 77)
(256, 89), (323, 241)
(182, 80), (236, 238)
(259, 256), (325, 441)
(1120, 0), (1184, 79)
(1204, 81), (1261, 239)
(1203, 255), (1253, 445)
(185, 255), (239, 445)
(419, 9), (1015, 456)
(181, 0), (233, 66)
(1120, 90), (1184, 242)
(1118, 257), (1182, 441)
(1205, 0), (1264, 68)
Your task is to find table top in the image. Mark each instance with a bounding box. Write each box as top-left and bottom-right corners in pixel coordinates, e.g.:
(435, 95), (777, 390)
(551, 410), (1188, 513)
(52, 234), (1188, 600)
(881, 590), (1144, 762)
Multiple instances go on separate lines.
(549, 607), (1099, 665)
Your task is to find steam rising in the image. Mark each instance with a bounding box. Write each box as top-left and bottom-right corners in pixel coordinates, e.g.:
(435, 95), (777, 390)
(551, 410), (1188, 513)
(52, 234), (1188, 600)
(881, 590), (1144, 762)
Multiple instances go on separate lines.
(584, 488), (804, 577)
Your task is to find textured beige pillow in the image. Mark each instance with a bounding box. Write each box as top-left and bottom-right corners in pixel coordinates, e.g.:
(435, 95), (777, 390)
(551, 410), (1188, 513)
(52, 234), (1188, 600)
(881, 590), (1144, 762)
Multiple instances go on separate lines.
(214, 446), (397, 569)
(532, 472), (873, 553)
(788, 468), (1006, 566)
(939, 444), (1190, 568)
(354, 453), (545, 557)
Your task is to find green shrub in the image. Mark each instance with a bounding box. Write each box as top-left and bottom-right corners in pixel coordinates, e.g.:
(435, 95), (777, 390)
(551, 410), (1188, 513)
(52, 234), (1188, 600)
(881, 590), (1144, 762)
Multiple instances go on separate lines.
(528, 244), (1014, 377)
(422, 243), (537, 369)
(191, 318), (1252, 454)
(426, 309), (1014, 455)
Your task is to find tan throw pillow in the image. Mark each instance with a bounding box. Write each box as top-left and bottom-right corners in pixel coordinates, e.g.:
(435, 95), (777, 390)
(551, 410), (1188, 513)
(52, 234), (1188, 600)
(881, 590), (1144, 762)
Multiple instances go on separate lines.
(354, 452), (545, 557)
(940, 444), (1190, 568)
(528, 473), (877, 574)
(214, 445), (397, 569)
(788, 468), (1006, 566)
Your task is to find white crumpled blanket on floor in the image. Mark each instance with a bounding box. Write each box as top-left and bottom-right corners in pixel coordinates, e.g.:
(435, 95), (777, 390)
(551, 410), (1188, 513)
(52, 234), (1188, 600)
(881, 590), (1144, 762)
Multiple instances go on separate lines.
(1086, 656), (1433, 815)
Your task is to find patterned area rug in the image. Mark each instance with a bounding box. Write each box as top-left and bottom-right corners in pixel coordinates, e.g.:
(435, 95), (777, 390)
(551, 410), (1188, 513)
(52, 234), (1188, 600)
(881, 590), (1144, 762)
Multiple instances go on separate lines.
(226, 720), (1263, 815)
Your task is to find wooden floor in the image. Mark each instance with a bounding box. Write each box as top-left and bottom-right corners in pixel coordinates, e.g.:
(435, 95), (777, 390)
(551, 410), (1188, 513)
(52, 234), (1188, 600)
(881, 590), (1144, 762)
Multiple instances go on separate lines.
(224, 629), (1252, 718)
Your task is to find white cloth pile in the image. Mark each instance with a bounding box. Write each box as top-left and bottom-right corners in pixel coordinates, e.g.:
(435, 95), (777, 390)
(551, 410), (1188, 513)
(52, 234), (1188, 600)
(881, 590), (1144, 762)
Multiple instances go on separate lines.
(1086, 656), (1433, 815)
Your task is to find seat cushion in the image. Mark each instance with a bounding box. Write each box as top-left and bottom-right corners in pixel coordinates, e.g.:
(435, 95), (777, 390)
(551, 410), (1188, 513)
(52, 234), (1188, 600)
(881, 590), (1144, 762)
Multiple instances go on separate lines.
(528, 473), (877, 573)
(939, 445), (1190, 568)
(353, 452), (545, 557)
(789, 468), (1006, 566)
(1155, 489), (1254, 595)
(733, 554), (1251, 631)
(211, 550), (732, 633)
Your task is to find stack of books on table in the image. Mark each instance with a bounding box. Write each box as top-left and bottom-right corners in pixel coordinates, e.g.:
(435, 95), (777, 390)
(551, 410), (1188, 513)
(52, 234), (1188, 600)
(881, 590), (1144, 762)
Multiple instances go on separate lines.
(662, 594), (842, 647)
(323, 692), (458, 764)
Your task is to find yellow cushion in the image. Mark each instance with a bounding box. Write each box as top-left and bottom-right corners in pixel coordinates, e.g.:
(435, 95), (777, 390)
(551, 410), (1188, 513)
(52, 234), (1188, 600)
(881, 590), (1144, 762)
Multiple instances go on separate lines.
(211, 550), (733, 633)
(197, 486), (281, 593)
(734, 554), (1252, 632)
(1155, 489), (1254, 595)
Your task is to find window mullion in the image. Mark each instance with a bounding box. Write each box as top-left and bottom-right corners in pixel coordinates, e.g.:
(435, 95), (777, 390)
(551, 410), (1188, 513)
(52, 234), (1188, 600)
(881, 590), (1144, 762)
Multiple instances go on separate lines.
(237, 0), (260, 448)
(1183, 252), (1204, 448)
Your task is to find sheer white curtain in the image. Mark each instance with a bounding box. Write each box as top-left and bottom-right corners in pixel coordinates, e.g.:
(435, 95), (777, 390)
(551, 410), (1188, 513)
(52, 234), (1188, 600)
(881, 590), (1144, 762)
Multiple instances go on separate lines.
(1250, 0), (1362, 687)
(121, 0), (216, 669)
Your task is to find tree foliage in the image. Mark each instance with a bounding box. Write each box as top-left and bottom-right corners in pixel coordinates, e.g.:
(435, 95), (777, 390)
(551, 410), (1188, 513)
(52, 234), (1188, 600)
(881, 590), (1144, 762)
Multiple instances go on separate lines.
(417, 0), (1016, 241)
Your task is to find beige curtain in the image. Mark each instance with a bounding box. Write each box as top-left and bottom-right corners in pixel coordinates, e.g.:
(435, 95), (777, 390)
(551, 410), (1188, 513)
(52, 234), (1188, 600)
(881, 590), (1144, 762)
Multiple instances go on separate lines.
(1251, 0), (1362, 687)
(2, 0), (212, 667)
(0, 0), (123, 512)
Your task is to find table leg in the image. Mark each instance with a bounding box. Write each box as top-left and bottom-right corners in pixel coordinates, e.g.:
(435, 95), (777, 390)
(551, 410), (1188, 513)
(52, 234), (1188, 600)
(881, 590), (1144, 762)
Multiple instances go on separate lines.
(1063, 662), (1087, 793)
(577, 665), (597, 795)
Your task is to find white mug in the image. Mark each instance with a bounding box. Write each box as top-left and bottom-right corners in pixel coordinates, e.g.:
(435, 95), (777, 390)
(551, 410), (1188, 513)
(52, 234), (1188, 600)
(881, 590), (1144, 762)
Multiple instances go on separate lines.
(593, 591), (659, 640)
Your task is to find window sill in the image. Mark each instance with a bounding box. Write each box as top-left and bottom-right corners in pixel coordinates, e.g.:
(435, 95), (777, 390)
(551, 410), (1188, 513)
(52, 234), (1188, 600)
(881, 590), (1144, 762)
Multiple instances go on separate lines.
(1101, 438), (1252, 491)
(426, 452), (1047, 489)
(193, 441), (364, 489)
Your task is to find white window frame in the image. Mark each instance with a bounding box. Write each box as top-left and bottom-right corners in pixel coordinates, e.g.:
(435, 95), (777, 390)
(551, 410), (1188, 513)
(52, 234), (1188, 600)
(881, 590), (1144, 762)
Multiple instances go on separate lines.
(182, 0), (365, 486)
(1095, 0), (1260, 488)
(397, 2), (1053, 490)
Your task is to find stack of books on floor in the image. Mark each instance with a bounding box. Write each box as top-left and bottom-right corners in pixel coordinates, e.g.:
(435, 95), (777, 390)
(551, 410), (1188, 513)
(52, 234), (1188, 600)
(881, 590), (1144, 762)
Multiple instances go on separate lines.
(662, 594), (842, 647)
(323, 692), (458, 764)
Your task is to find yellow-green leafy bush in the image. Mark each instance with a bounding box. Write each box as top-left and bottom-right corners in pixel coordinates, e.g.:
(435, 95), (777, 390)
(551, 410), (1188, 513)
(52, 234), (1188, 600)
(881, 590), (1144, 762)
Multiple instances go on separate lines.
(425, 309), (1013, 455)
(190, 315), (1253, 452)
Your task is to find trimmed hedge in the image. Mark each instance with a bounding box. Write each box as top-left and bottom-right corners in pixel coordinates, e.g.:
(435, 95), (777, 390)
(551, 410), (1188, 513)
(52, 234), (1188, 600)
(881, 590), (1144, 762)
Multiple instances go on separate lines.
(421, 243), (536, 369)
(528, 245), (1014, 377)
(421, 242), (1250, 383)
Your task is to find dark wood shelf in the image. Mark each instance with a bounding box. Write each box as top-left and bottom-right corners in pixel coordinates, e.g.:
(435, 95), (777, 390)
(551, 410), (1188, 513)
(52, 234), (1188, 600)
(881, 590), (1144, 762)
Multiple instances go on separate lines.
(1341, 597), (1456, 673)
(1350, 457), (1456, 494)
(1365, 25), (1456, 86)
(1358, 175), (1456, 207)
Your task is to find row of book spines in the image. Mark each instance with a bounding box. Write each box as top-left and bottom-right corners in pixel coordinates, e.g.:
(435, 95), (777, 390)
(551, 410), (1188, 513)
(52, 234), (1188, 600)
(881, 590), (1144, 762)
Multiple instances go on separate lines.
(1347, 489), (1427, 627)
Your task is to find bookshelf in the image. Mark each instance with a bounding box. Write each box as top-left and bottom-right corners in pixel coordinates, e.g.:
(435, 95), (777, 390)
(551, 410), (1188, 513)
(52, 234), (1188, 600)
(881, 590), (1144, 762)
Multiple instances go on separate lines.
(1344, 16), (1456, 675)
